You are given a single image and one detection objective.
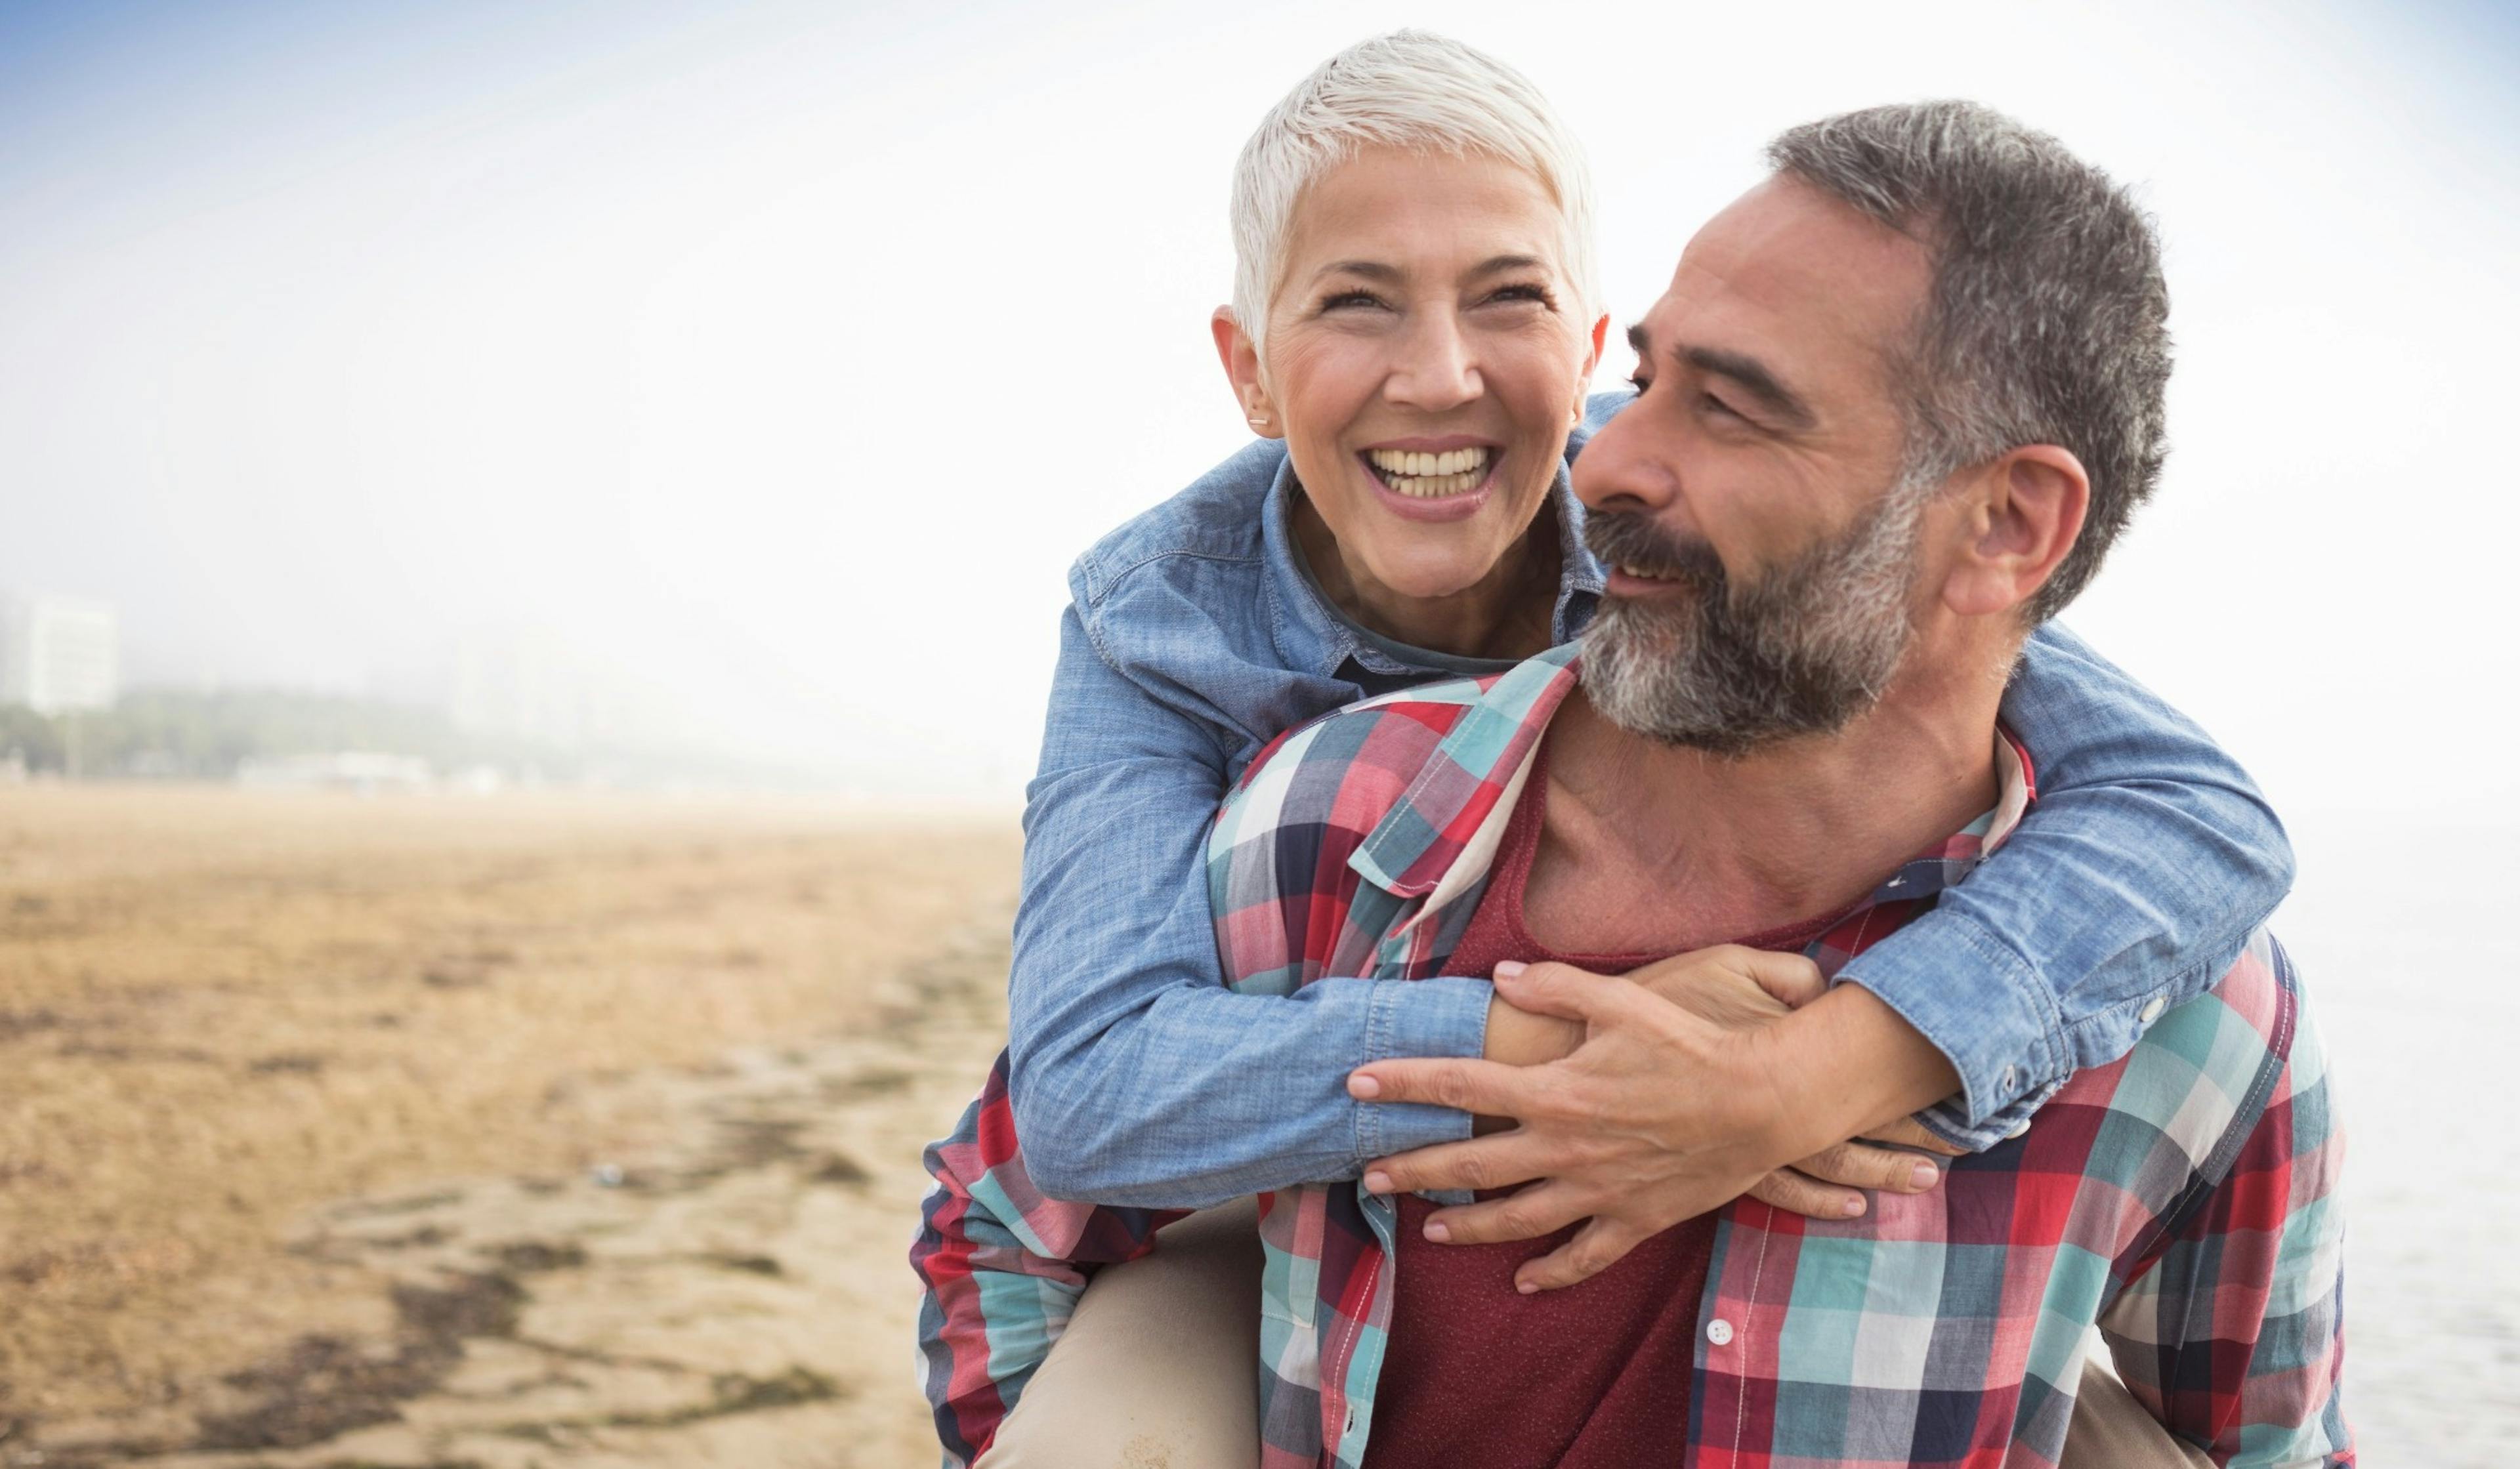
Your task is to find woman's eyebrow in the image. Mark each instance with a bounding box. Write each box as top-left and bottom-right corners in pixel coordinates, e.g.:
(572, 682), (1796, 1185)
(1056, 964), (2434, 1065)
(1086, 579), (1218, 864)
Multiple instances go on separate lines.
(1310, 255), (1549, 285)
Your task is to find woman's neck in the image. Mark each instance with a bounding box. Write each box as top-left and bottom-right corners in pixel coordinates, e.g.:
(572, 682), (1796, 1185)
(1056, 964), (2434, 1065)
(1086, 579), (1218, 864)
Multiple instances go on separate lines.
(1291, 491), (1563, 661)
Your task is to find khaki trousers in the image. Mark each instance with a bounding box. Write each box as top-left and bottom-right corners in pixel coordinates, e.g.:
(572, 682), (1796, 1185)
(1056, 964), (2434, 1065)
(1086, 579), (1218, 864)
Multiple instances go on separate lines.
(984, 1199), (2210, 1469)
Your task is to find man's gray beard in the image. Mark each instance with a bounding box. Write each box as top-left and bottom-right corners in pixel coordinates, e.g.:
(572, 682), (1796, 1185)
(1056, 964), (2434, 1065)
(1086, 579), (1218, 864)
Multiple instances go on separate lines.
(1580, 474), (1936, 756)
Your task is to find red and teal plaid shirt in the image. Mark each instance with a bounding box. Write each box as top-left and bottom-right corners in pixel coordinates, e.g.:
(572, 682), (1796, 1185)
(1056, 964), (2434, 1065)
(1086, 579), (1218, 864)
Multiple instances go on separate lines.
(915, 644), (2350, 1467)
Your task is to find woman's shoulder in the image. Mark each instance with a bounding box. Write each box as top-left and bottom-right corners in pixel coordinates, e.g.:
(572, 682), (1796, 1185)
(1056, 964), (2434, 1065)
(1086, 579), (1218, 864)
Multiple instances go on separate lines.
(1068, 438), (1291, 611)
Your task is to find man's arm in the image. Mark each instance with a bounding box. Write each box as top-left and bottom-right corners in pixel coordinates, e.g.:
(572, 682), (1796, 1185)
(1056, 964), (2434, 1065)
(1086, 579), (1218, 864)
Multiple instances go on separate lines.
(911, 1049), (1185, 1468)
(2097, 951), (2350, 1464)
(1839, 622), (2297, 1142)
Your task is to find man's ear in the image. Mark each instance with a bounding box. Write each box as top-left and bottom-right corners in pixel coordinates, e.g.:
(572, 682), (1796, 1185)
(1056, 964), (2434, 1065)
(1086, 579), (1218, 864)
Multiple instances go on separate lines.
(1212, 308), (1280, 439)
(1941, 444), (2090, 619)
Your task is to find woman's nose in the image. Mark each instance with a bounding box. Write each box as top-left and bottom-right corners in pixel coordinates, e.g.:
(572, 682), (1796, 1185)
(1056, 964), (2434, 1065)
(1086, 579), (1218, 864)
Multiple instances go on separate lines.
(1383, 312), (1482, 412)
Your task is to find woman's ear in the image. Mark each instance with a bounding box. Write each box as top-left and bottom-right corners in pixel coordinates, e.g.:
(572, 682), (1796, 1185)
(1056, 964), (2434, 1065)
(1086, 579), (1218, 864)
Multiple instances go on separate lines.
(1212, 307), (1279, 438)
(1574, 311), (1610, 424)
(1941, 444), (2091, 619)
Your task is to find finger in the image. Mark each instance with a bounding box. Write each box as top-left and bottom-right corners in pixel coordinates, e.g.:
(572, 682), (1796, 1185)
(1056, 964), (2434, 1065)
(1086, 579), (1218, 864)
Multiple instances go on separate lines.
(1490, 959), (1654, 1027)
(1728, 946), (1827, 1009)
(1349, 1055), (1542, 1117)
(1792, 1141), (1941, 1194)
(1748, 1167), (1867, 1222)
(1514, 1215), (1650, 1293)
(1418, 1180), (1591, 1247)
(1859, 1115), (1971, 1156)
(1362, 1132), (1562, 1198)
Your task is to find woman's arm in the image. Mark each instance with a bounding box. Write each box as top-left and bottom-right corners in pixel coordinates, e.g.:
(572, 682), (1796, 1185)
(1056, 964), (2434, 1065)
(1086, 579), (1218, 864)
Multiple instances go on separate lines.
(1834, 622), (2296, 1146)
(1004, 599), (1492, 1205)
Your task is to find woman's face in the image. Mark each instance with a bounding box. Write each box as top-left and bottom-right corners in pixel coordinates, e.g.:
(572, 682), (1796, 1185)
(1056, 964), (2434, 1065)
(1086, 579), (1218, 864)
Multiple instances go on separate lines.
(1224, 149), (1605, 606)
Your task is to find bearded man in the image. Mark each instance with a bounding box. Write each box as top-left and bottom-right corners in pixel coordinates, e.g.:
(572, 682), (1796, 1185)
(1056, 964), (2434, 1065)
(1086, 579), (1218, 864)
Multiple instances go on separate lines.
(931, 100), (2351, 1468)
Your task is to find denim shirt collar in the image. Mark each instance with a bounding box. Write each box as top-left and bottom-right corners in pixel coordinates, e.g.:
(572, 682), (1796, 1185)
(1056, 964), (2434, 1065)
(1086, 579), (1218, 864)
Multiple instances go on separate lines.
(1259, 455), (1605, 684)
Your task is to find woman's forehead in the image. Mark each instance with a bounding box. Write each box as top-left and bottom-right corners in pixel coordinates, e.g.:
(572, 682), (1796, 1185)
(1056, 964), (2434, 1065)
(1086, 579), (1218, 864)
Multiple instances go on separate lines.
(1282, 148), (1569, 278)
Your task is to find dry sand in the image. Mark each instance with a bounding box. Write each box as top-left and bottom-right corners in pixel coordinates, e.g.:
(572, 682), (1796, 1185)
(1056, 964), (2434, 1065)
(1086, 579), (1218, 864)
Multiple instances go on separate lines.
(0, 783), (1021, 1466)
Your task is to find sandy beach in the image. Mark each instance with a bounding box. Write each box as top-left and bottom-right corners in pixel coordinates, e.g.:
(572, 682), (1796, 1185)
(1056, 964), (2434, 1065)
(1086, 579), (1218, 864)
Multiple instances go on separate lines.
(1, 785), (2508, 1466)
(0, 783), (1019, 1465)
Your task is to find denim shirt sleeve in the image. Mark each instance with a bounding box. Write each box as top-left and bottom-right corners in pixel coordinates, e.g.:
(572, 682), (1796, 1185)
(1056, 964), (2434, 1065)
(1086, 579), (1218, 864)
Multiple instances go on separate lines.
(1000, 596), (1490, 1208)
(1837, 622), (2296, 1149)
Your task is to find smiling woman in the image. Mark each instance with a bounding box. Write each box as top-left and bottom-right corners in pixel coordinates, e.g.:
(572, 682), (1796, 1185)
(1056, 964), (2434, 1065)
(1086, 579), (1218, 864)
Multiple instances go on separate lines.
(1221, 147), (1605, 659)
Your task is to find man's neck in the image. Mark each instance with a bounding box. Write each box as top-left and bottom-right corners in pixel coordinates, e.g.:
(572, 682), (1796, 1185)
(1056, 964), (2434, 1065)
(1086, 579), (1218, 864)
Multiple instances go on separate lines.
(1524, 661), (2007, 956)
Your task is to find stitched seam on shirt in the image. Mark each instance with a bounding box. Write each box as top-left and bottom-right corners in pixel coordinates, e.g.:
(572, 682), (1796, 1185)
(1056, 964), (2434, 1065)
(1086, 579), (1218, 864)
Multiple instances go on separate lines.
(1730, 1214), (1775, 1463)
(1079, 547), (1267, 613)
(1358, 984), (1389, 1163)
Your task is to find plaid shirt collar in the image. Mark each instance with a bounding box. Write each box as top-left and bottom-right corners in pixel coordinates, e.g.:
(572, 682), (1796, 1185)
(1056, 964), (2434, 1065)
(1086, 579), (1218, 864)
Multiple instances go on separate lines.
(1351, 640), (2037, 925)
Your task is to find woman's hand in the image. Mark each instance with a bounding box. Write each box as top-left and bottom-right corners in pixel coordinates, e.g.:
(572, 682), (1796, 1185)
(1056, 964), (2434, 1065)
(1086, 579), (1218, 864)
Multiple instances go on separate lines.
(1359, 947), (1966, 1291)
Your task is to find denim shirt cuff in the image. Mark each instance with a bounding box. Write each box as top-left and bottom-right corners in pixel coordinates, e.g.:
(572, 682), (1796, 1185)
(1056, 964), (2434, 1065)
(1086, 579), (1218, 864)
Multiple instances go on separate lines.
(1354, 976), (1490, 1163)
(1833, 913), (2068, 1144)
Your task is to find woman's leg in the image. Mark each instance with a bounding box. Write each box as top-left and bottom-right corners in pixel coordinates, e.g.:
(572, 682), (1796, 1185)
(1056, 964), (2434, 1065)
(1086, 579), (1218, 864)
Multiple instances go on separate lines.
(2061, 1350), (2214, 1468)
(982, 1198), (1263, 1469)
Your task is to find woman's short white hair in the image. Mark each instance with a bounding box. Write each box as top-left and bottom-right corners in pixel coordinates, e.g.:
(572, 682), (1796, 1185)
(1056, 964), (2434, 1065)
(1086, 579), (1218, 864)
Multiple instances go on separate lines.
(1230, 30), (1601, 358)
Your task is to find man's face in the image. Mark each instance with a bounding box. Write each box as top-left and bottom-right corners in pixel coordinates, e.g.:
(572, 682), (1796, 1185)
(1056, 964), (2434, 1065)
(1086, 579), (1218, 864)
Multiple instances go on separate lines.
(1572, 178), (1944, 753)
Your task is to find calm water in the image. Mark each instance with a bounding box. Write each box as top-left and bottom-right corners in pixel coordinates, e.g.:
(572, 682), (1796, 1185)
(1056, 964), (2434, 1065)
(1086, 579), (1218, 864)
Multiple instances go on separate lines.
(2269, 813), (2520, 1466)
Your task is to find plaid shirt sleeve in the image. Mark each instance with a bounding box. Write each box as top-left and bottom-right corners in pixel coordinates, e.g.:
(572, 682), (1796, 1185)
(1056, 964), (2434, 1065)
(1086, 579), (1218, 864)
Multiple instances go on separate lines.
(910, 1046), (1186, 1468)
(2099, 938), (2351, 1466)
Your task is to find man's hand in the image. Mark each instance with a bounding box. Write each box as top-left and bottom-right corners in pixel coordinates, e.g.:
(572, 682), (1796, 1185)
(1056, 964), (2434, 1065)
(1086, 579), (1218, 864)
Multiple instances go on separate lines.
(1350, 949), (1962, 1293)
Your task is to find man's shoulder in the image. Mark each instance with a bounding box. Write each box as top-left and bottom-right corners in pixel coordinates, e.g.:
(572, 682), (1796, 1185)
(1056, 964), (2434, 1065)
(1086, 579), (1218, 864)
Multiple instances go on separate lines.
(1068, 438), (1288, 610)
(1213, 673), (1502, 849)
(2065, 929), (2319, 1185)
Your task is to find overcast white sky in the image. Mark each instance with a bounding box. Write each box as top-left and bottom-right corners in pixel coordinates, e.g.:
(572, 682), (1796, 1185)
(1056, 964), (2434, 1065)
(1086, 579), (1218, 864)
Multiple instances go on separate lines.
(2, 0), (2514, 816)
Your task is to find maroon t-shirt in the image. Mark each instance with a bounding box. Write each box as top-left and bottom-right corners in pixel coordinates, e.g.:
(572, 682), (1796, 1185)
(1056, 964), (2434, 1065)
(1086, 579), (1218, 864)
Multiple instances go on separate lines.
(1362, 747), (1839, 1469)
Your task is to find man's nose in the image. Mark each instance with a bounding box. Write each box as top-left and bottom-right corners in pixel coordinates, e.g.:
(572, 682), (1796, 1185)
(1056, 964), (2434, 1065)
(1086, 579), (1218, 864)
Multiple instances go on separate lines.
(1384, 311), (1482, 412)
(1571, 407), (1668, 513)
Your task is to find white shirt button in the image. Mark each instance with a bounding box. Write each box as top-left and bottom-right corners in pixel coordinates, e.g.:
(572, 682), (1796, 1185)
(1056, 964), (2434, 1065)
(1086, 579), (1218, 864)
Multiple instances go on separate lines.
(2139, 996), (2167, 1024)
(1706, 1318), (1734, 1346)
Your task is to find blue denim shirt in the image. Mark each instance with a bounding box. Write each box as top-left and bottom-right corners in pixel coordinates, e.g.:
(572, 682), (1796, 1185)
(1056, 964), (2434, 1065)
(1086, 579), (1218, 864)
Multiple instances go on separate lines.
(1005, 392), (2294, 1206)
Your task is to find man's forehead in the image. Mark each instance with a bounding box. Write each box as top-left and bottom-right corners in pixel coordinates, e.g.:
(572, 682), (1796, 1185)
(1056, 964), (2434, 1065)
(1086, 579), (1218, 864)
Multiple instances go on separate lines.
(1643, 177), (1933, 377)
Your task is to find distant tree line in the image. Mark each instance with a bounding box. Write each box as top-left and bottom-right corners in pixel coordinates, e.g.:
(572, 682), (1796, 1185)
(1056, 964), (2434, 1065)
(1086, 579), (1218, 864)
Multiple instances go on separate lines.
(0, 690), (572, 781)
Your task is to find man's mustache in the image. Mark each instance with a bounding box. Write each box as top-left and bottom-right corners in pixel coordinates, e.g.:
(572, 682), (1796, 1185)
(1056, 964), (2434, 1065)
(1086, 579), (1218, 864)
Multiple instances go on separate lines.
(1584, 510), (1728, 589)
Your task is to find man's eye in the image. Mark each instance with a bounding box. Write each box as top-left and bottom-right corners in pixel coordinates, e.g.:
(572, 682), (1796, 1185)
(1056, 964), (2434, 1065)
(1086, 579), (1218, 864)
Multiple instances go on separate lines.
(1700, 392), (1740, 420)
(1627, 373), (1652, 397)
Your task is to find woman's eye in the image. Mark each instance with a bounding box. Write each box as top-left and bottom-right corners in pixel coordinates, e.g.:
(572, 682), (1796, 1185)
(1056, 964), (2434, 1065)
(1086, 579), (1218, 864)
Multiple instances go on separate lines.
(1487, 283), (1552, 306)
(1321, 291), (1387, 312)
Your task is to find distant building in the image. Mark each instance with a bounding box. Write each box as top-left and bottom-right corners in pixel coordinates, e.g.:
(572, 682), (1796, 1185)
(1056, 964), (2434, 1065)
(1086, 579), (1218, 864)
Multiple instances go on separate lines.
(0, 592), (119, 714)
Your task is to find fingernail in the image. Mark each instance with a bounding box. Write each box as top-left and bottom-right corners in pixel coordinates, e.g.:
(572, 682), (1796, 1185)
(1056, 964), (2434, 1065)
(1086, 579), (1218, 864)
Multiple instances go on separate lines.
(1516, 1278), (1539, 1294)
(1911, 1161), (1939, 1190)
(1349, 1073), (1381, 1099)
(1423, 1220), (1449, 1243)
(1364, 1170), (1393, 1195)
(1494, 961), (1526, 981)
(1841, 1196), (1864, 1216)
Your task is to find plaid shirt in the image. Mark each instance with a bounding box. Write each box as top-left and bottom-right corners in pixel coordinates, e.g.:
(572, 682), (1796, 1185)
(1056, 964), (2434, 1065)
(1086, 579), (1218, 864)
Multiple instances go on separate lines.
(915, 644), (2350, 1468)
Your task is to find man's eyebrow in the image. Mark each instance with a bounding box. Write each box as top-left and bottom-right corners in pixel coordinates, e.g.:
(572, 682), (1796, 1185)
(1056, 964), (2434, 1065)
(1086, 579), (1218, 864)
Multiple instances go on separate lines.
(1626, 323), (1816, 429)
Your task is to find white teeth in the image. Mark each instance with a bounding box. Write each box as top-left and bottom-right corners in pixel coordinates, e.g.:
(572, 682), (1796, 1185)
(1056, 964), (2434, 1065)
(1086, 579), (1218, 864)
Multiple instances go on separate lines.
(1366, 446), (1493, 497)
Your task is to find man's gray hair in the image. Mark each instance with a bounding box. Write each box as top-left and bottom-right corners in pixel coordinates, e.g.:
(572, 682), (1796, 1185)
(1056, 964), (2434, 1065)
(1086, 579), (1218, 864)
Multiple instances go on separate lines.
(1766, 101), (2172, 621)
(1229, 30), (1601, 360)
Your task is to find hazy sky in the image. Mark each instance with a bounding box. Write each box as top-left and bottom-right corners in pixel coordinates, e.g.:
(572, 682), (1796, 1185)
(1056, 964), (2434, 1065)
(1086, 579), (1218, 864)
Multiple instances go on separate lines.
(3, 0), (2514, 809)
